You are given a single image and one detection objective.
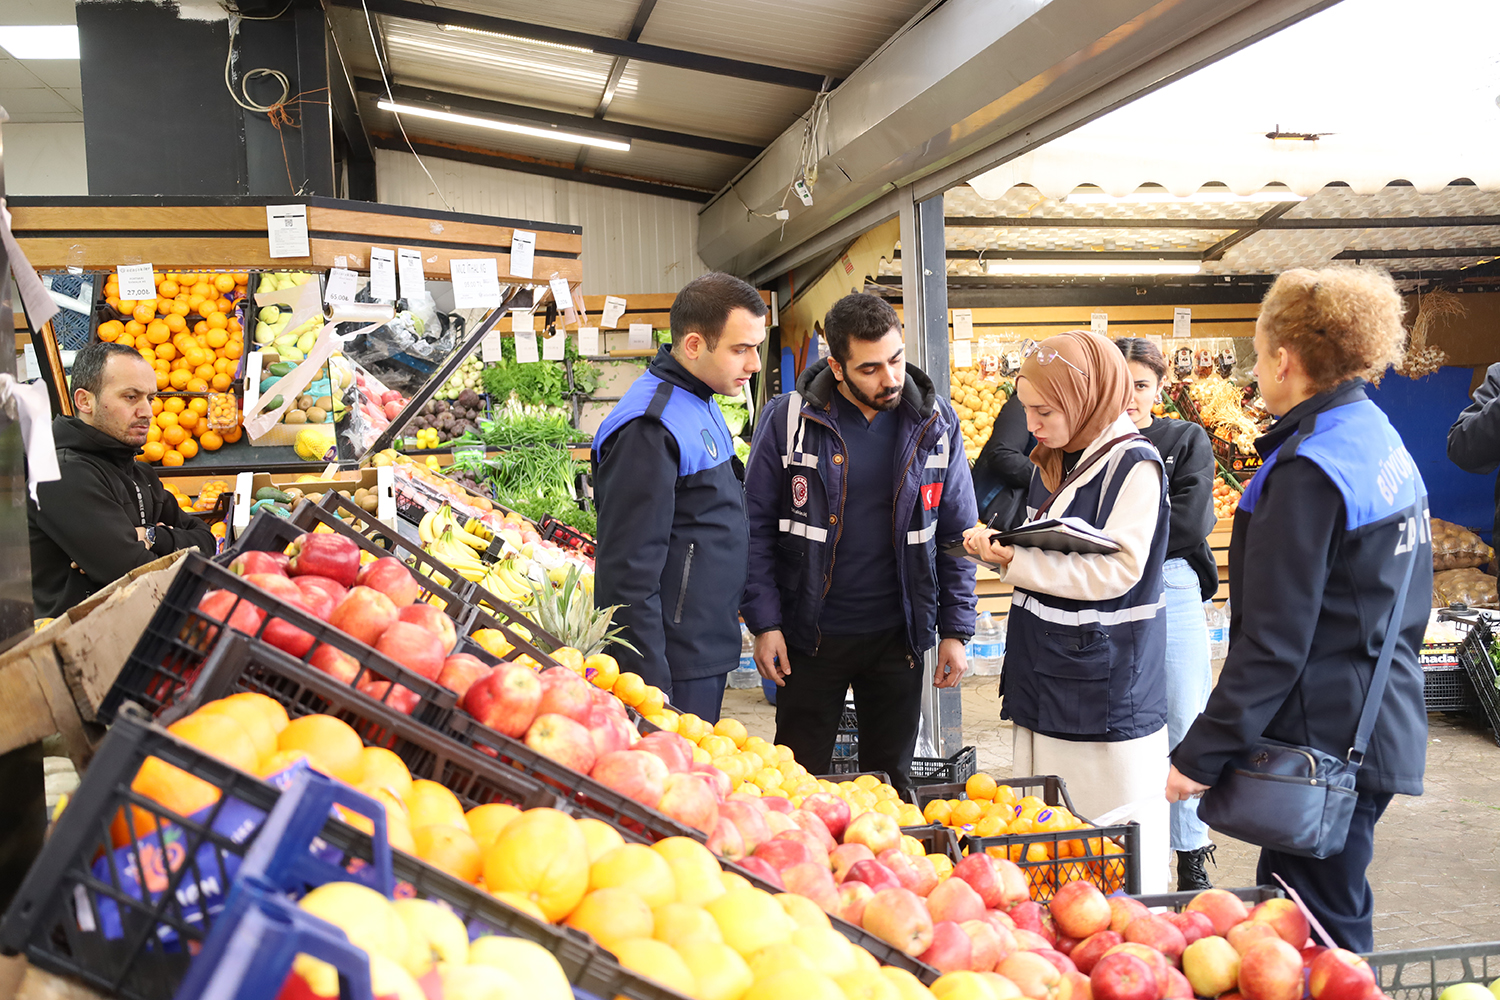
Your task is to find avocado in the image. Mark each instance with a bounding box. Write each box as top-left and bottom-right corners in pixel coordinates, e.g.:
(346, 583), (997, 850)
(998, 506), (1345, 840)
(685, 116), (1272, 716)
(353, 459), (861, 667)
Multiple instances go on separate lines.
(254, 486), (294, 503)
(267, 362), (296, 377)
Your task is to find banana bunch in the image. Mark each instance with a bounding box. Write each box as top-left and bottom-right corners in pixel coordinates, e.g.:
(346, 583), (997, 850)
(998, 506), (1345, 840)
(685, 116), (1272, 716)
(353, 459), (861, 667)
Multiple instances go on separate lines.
(478, 557), (535, 605)
(427, 526), (487, 583)
(418, 504), (488, 551)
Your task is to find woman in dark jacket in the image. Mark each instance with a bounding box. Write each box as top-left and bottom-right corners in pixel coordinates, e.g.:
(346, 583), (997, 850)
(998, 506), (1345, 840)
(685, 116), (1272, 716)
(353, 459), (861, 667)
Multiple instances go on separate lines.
(971, 392), (1032, 529)
(1117, 338), (1219, 891)
(1167, 267), (1432, 952)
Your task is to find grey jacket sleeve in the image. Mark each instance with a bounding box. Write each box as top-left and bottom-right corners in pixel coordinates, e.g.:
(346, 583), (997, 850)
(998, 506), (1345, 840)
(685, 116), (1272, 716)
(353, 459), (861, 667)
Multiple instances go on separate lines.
(1448, 363), (1500, 475)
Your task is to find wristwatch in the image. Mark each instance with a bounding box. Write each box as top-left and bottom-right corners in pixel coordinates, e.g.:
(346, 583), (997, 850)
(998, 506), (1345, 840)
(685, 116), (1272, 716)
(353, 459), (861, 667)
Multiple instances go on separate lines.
(144, 526), (158, 548)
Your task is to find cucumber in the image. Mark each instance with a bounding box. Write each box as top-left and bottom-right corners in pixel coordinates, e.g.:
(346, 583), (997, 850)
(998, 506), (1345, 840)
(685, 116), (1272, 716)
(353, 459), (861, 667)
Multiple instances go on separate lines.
(254, 486), (294, 503)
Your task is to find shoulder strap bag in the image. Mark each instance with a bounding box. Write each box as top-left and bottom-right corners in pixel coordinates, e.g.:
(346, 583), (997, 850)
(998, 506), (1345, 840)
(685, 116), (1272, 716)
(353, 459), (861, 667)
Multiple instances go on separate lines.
(1197, 545), (1418, 858)
(1033, 433), (1151, 520)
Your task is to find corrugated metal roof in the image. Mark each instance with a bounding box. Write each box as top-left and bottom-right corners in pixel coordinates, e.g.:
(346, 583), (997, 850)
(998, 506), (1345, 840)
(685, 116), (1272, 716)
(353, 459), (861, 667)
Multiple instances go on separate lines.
(605, 62), (810, 145)
(403, 0), (643, 39)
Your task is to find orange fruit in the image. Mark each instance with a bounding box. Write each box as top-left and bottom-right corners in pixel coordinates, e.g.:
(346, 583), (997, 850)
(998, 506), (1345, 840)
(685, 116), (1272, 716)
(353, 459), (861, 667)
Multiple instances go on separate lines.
(132, 302), (156, 324)
(965, 773), (998, 802)
(277, 714), (364, 783)
(412, 823), (482, 883)
(590, 843), (676, 908)
(210, 373), (232, 391)
(207, 312), (228, 330)
(464, 803), (522, 852)
(583, 653), (619, 690)
(199, 430), (224, 451)
(156, 298), (174, 315)
(923, 799), (953, 826)
(161, 425), (187, 447)
(186, 378), (210, 393)
(221, 425), (242, 443)
(177, 438), (199, 459)
(97, 320), (123, 342)
(613, 940), (697, 996)
(613, 672), (647, 707)
(196, 699), (279, 763)
(575, 816), (626, 862)
(159, 280), (179, 297)
(189, 396), (209, 415)
(169, 370), (192, 390)
(482, 808), (590, 921)
(712, 718), (748, 748)
(163, 396), (186, 413)
(177, 410), (198, 432)
(637, 685), (666, 716)
(219, 692), (289, 735)
(171, 300), (191, 317)
(154, 371), (170, 390)
(161, 450), (184, 467)
(165, 313), (186, 333)
(214, 274), (236, 293)
(407, 779), (466, 830)
(223, 341), (243, 360)
(141, 441), (166, 462)
(950, 800), (983, 827)
(193, 364), (216, 382)
(565, 888), (654, 951)
(155, 343), (178, 362)
(193, 321), (208, 335)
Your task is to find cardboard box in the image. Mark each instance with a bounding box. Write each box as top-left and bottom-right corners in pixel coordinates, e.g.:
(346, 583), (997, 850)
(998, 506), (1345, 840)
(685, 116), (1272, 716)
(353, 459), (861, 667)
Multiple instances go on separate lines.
(232, 465), (394, 532)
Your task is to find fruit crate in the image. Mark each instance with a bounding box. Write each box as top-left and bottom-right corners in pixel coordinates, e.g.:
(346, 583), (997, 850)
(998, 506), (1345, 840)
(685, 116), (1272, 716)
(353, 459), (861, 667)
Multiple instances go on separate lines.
(896, 823), (963, 863)
(1424, 666), (1481, 714)
(1454, 614), (1500, 746)
(910, 745), (978, 789)
(98, 550), (460, 729)
(1363, 941), (1500, 1000)
(1128, 886), (1282, 910)
(0, 709), (694, 1000)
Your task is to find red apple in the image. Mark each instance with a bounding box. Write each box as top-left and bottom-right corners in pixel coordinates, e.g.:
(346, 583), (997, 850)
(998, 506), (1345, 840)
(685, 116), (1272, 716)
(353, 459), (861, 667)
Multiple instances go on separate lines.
(844, 811), (902, 856)
(754, 836), (816, 873)
(1228, 921), (1283, 956)
(994, 858), (1031, 908)
(831, 842), (876, 882)
(877, 848), (927, 895)
(435, 653), (490, 699)
(782, 861), (840, 913)
(1237, 938), (1304, 1000)
(736, 856), (784, 890)
(1000, 951), (1064, 1000)
(764, 811), (798, 837)
(1164, 910), (1215, 948)
(293, 575), (347, 609)
(1187, 890), (1251, 937)
(292, 586), (336, 624)
(590, 711), (637, 760)
(1015, 929), (1056, 952)
(287, 532), (361, 587)
(245, 581), (319, 656)
(634, 731), (694, 773)
(1090, 952), (1156, 1000)
(791, 809), (838, 854)
(920, 921), (974, 974)
(462, 661), (541, 738)
(1163, 967), (1194, 999)
(1058, 970), (1093, 1000)
(534, 665), (594, 723)
(356, 678), (420, 715)
(1070, 931), (1123, 975)
(801, 793), (851, 841)
(1308, 949), (1376, 1000)
(590, 749), (668, 807)
(1183, 935), (1242, 998)
(1055, 935), (1080, 957)
(987, 908), (1017, 931)
(1248, 899), (1311, 949)
(906, 853), (940, 897)
(244, 572), (303, 603)
(760, 796), (793, 814)
(1050, 881), (1112, 941)
(985, 973), (1026, 1000)
(1010, 901), (1057, 947)
(330, 587), (398, 646)
(356, 557), (421, 607)
(1302, 946), (1330, 972)
(1034, 950), (1079, 977)
(690, 763), (732, 800)
(863, 888), (935, 958)
(659, 772), (719, 834)
(984, 920), (1020, 965)
(838, 880), (875, 925)
(1101, 944), (1172, 987)
(229, 550), (288, 576)
(375, 621), (445, 680)
(707, 816), (746, 861)
(952, 853), (1006, 908)
(395, 603), (457, 655)
(844, 859), (902, 894)
(721, 800), (771, 852)
(1123, 915), (1187, 963)
(1107, 897), (1152, 936)
(963, 918), (1006, 972)
(309, 642), (360, 684)
(928, 873), (986, 924)
(523, 713), (596, 773)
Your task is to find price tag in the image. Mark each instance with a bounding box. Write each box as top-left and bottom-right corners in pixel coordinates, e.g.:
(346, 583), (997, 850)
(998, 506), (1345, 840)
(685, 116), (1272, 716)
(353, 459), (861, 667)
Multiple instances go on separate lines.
(115, 263), (155, 301)
(451, 258), (500, 309)
(542, 330), (566, 361)
(1091, 312), (1109, 335)
(511, 309), (536, 333)
(368, 248), (397, 301)
(323, 267), (358, 309)
(509, 230), (536, 278)
(22, 344), (39, 381)
(481, 331), (504, 363)
(548, 277), (574, 312)
(579, 327), (600, 356)
(1173, 307), (1192, 338)
(601, 296), (627, 328)
(266, 204), (310, 258)
(333, 255), (348, 269)
(952, 339), (973, 369)
(951, 309), (973, 341)
(398, 248), (426, 299)
(515, 331), (539, 363)
(628, 323), (653, 350)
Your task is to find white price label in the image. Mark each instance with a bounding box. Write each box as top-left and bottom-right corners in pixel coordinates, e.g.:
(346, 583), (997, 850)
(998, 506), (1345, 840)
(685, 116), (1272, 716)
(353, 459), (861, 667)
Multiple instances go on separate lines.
(601, 296), (627, 328)
(509, 230), (536, 279)
(115, 263), (156, 301)
(579, 327), (600, 356)
(1173, 307), (1192, 338)
(481, 331), (504, 363)
(397, 248), (426, 299)
(628, 323), (653, 349)
(333, 255), (348, 269)
(542, 330), (565, 361)
(22, 344), (39, 382)
(951, 309), (973, 341)
(548, 277), (574, 312)
(1091, 312), (1109, 335)
(324, 267), (358, 310)
(511, 309), (536, 333)
(952, 340), (973, 369)
(368, 248), (397, 301)
(450, 258), (500, 309)
(515, 331), (539, 363)
(266, 204), (310, 258)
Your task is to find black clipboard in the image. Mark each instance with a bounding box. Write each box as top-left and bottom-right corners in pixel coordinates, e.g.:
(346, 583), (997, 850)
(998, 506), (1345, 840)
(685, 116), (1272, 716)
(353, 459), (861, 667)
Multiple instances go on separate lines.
(942, 517), (1121, 562)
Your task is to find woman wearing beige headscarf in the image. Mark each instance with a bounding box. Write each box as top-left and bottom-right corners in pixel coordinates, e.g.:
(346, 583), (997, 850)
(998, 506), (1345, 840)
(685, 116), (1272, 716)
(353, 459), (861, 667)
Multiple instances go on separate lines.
(963, 330), (1173, 892)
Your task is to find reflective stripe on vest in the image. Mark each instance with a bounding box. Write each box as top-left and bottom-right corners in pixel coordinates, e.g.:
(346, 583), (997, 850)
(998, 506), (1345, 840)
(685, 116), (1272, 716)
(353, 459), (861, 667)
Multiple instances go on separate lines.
(1014, 591), (1165, 627)
(778, 518), (829, 542)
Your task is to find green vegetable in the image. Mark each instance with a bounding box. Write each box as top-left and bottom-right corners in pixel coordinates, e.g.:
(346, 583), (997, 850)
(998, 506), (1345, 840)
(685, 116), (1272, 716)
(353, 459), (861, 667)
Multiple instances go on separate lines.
(481, 410), (582, 448)
(254, 487), (293, 503)
(714, 394), (748, 436)
(480, 337), (568, 408)
(734, 438), (751, 463)
(481, 444), (596, 536)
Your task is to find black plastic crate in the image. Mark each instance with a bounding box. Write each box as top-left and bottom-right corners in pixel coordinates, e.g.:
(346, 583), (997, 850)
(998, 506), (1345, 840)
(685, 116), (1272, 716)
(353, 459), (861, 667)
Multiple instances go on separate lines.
(912, 774), (1079, 815)
(1129, 885), (1281, 910)
(897, 823), (962, 863)
(1456, 615), (1500, 746)
(1364, 941), (1500, 1000)
(98, 550), (459, 729)
(0, 710), (694, 1000)
(910, 745), (978, 790)
(1424, 666), (1480, 714)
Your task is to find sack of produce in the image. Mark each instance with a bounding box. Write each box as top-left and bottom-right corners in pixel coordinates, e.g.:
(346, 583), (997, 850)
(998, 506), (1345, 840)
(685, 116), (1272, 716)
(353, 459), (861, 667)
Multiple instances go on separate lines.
(1430, 518), (1494, 571)
(1432, 567), (1498, 609)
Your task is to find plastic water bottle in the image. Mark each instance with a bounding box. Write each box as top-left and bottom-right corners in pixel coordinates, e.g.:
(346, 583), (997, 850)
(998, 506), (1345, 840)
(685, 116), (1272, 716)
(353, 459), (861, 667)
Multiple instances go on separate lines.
(728, 623), (760, 688)
(968, 612), (1004, 676)
(1205, 601), (1229, 660)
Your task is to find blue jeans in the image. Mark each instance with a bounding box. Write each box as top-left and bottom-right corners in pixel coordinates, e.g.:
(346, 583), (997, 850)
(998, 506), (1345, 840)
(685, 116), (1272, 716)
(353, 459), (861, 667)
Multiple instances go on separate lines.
(1163, 558), (1212, 851)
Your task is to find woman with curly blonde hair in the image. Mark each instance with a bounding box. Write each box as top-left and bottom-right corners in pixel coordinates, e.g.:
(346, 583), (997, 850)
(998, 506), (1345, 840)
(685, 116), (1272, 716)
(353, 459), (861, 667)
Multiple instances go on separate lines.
(1167, 267), (1432, 950)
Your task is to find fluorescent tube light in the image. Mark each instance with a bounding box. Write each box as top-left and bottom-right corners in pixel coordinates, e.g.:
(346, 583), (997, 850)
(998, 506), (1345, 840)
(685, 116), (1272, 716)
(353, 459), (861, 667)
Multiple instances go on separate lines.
(1065, 189), (1304, 205)
(985, 260), (1203, 276)
(0, 25), (79, 59)
(438, 24), (593, 55)
(377, 101), (630, 152)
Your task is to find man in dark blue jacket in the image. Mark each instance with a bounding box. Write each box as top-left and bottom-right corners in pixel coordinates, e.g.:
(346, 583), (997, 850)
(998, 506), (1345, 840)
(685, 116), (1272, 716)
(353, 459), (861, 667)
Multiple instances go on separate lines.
(592, 273), (767, 721)
(742, 293), (977, 797)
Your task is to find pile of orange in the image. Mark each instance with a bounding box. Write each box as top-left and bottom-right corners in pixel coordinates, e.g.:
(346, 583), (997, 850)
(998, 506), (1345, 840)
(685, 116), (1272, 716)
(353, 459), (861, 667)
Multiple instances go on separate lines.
(98, 271), (247, 466)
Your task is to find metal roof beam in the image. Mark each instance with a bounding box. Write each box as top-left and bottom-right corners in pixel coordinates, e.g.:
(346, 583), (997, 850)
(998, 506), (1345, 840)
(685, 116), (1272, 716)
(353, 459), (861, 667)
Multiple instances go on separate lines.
(355, 78), (762, 159)
(945, 215), (1500, 229)
(1336, 247), (1500, 260)
(330, 0), (829, 91)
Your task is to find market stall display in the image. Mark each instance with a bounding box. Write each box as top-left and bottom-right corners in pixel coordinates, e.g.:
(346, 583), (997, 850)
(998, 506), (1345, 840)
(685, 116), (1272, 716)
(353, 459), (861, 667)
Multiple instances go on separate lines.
(949, 366), (1011, 462)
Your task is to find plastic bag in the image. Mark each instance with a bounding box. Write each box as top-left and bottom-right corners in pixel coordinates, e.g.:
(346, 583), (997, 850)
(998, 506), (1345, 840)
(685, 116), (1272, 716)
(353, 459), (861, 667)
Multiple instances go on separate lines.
(1430, 518), (1493, 571)
(1432, 567), (1498, 609)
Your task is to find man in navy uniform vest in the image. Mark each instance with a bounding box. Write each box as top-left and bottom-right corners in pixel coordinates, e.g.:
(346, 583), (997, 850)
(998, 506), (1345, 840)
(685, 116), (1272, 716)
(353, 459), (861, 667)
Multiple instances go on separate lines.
(592, 273), (768, 721)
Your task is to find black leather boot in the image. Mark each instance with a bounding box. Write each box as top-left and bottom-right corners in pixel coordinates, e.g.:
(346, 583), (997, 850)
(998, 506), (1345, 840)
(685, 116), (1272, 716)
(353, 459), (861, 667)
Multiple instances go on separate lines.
(1176, 844), (1217, 891)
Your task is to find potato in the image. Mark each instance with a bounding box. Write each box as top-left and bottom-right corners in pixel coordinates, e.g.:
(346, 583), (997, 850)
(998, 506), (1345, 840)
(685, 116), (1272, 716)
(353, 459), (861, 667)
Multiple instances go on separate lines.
(359, 494), (379, 512)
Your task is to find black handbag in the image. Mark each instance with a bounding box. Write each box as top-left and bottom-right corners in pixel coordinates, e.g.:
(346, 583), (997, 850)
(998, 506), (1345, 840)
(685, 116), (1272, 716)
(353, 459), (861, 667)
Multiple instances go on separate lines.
(1196, 548), (1417, 859)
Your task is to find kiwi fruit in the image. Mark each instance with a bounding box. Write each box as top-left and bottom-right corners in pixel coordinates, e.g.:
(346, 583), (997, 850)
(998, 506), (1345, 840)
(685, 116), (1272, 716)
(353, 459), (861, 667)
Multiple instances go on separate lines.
(314, 396), (332, 411)
(298, 395), (316, 411)
(306, 406), (327, 423)
(285, 410), (308, 424)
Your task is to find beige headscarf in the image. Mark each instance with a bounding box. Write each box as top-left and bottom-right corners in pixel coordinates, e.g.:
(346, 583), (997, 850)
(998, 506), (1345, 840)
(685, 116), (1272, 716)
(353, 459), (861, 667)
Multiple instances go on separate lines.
(1017, 330), (1133, 492)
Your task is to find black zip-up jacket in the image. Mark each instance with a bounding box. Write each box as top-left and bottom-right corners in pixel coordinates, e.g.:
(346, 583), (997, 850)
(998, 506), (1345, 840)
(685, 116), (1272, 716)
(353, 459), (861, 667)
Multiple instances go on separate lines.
(1140, 416), (1219, 601)
(1446, 361), (1500, 543)
(28, 416), (216, 618)
(592, 348), (748, 690)
(1172, 381), (1430, 795)
(971, 393), (1032, 530)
